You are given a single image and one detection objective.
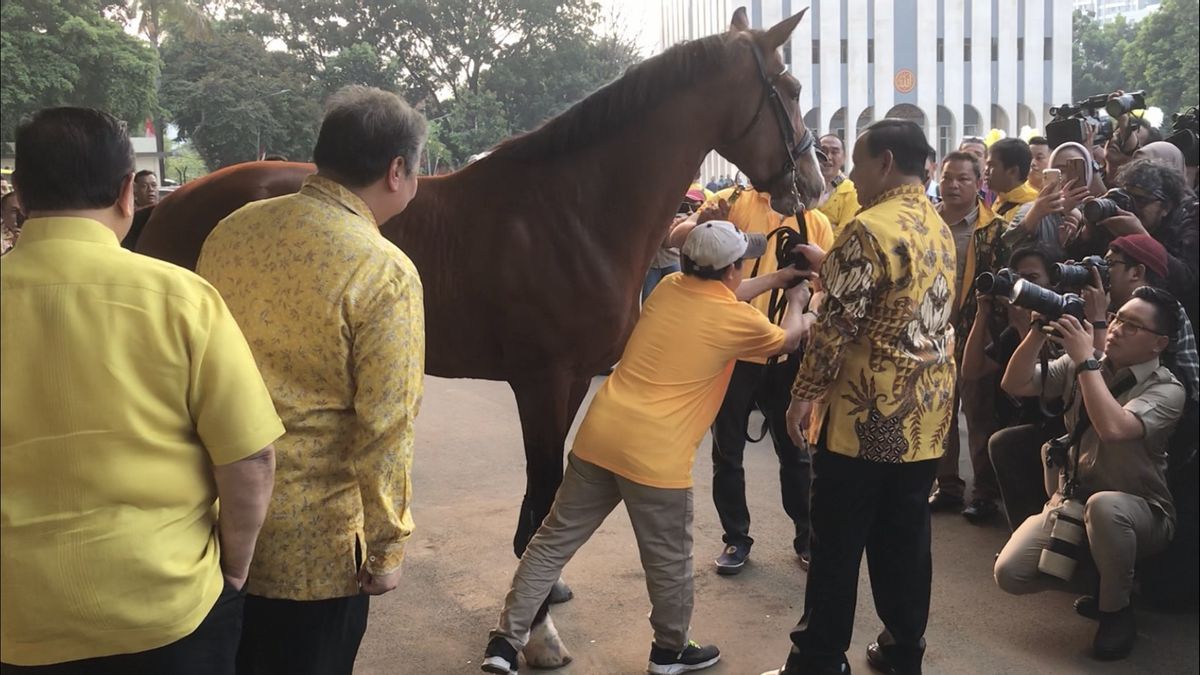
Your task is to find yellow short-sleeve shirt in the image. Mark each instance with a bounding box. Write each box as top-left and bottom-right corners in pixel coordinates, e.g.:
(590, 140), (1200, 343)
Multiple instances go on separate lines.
(1, 218), (283, 665)
(572, 273), (785, 488)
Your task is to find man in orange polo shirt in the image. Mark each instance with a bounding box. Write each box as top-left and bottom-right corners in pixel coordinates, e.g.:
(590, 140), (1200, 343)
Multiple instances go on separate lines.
(481, 221), (814, 675)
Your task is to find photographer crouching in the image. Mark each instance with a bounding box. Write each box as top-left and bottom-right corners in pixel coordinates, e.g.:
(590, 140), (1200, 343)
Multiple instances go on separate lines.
(993, 285), (1185, 660)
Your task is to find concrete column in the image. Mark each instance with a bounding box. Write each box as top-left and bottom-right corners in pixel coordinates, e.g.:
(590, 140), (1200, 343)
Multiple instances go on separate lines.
(846, 0), (869, 140)
(1024, 0), (1045, 134)
(971, 0), (992, 132)
(873, 0), (895, 123)
(997, 0), (1019, 135)
(917, 0), (938, 142)
(820, 0), (843, 135)
(944, 0), (966, 155)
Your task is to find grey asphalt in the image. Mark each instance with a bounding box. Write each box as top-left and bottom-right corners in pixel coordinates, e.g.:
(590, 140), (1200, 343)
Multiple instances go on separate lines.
(354, 376), (1199, 674)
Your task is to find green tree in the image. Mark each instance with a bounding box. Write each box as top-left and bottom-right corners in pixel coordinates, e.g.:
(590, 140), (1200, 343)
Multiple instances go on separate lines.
(1071, 10), (1138, 102)
(314, 43), (402, 98)
(0, 0), (159, 141)
(437, 88), (510, 164)
(1122, 0), (1199, 115)
(160, 27), (320, 169)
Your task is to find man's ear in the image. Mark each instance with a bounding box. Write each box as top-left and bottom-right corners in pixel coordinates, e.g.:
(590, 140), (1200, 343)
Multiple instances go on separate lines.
(388, 156), (406, 192)
(117, 173), (136, 217)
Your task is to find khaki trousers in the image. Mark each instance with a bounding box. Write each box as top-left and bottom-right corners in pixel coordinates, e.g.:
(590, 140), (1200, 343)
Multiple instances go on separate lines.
(491, 453), (694, 651)
(994, 491), (1173, 612)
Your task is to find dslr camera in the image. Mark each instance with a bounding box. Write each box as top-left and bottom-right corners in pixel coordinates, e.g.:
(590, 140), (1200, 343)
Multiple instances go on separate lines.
(975, 267), (1016, 297)
(1050, 255), (1109, 291)
(1083, 187), (1136, 224)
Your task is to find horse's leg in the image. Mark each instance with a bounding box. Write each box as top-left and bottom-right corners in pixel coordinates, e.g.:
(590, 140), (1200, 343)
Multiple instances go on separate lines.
(509, 373), (592, 669)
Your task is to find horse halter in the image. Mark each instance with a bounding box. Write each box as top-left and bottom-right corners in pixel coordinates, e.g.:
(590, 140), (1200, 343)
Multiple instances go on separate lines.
(728, 41), (822, 215)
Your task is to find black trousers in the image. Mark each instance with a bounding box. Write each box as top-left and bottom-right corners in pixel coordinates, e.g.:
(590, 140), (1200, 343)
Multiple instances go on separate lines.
(236, 593), (369, 675)
(1, 580), (245, 675)
(988, 423), (1062, 532)
(788, 448), (938, 670)
(711, 358), (812, 554)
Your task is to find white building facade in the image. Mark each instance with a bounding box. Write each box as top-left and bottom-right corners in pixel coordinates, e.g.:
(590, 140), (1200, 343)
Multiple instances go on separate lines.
(662, 0), (1073, 179)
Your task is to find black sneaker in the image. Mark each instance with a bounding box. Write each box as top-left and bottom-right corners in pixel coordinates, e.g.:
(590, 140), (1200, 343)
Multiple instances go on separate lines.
(1093, 605), (1136, 660)
(715, 543), (749, 575)
(648, 640), (721, 674)
(961, 499), (999, 524)
(1074, 595), (1100, 620)
(928, 489), (964, 512)
(482, 636), (519, 674)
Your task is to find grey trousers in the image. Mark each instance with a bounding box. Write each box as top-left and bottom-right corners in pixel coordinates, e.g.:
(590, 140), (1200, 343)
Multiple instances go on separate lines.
(491, 453), (695, 651)
(994, 491), (1173, 612)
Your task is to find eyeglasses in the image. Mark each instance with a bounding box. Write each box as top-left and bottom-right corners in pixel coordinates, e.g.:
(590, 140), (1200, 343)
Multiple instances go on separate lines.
(1106, 311), (1167, 337)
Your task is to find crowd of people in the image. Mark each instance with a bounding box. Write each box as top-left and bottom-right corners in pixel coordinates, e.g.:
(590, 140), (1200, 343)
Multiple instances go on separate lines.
(1, 79), (1197, 675)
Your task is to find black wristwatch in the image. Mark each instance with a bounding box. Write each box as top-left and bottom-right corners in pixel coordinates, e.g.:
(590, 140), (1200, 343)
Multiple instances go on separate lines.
(1091, 319), (1107, 330)
(1076, 357), (1102, 374)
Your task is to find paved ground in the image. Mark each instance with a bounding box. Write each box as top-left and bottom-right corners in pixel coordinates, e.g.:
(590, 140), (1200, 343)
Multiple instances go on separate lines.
(355, 376), (1198, 674)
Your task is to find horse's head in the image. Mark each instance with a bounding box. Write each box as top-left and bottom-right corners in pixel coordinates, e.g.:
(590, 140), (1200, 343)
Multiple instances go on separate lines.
(715, 7), (823, 215)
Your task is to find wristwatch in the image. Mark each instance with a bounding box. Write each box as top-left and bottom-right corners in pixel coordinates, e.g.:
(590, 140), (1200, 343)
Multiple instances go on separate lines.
(1091, 319), (1108, 330)
(1076, 357), (1102, 374)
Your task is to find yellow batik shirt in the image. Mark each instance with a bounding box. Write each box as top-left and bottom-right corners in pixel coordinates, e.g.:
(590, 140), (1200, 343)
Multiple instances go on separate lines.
(197, 175), (425, 600)
(792, 184), (957, 463)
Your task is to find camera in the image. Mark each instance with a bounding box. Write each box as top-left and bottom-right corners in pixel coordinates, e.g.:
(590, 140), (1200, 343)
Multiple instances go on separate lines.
(975, 268), (1016, 296)
(1038, 496), (1087, 581)
(1009, 279), (1087, 322)
(1047, 94), (1111, 149)
(1082, 188), (1136, 223)
(1050, 255), (1109, 291)
(1166, 106), (1199, 167)
(1105, 90), (1147, 118)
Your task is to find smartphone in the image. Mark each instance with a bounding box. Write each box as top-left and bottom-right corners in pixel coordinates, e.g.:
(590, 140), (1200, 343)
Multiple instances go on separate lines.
(1062, 157), (1088, 188)
(1041, 168), (1062, 191)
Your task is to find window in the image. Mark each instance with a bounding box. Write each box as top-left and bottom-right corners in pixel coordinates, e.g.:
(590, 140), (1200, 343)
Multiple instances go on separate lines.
(868, 38), (874, 63)
(964, 124), (978, 137)
(938, 125), (951, 161)
(991, 38), (998, 61)
(937, 38), (944, 62)
(813, 40), (821, 64)
(783, 42), (792, 66)
(1017, 37), (1024, 60)
(1044, 37), (1053, 57)
(964, 38), (972, 62)
(840, 39), (848, 63)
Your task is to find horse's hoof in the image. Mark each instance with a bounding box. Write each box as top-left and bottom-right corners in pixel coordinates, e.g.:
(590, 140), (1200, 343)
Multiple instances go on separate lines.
(522, 613), (572, 669)
(547, 578), (574, 604)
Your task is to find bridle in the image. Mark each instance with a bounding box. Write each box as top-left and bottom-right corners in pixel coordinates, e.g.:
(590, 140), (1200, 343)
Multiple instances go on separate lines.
(728, 41), (824, 217)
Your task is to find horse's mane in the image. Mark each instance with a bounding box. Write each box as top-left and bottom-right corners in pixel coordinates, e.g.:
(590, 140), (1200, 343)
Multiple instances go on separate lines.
(487, 33), (732, 161)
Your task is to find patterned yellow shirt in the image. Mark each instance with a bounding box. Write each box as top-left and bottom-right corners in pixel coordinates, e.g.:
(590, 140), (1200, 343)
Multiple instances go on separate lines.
(792, 184), (957, 463)
(197, 175), (425, 600)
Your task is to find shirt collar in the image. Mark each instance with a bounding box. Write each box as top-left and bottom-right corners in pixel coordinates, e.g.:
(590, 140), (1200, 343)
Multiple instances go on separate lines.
(997, 181), (1038, 204)
(861, 183), (927, 211)
(835, 176), (854, 194)
(300, 175), (378, 228)
(938, 202), (979, 229)
(677, 273), (737, 300)
(1103, 355), (1161, 385)
(13, 217), (121, 247)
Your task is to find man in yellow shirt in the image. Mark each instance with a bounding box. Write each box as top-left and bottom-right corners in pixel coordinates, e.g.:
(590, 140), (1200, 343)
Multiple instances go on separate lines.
(673, 187), (832, 575)
(816, 134), (860, 234)
(765, 120), (957, 675)
(482, 221), (814, 675)
(197, 86), (426, 675)
(1, 107), (282, 673)
(986, 137), (1038, 222)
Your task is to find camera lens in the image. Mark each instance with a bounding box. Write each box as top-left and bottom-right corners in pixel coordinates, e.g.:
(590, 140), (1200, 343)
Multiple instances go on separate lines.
(976, 268), (1015, 296)
(1083, 198), (1118, 223)
(1051, 263), (1092, 290)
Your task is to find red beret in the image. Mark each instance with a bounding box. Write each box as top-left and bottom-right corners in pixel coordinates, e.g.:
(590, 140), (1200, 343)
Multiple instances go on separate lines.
(1110, 234), (1168, 280)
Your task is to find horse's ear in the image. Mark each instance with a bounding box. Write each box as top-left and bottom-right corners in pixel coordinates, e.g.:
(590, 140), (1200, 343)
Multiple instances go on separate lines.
(764, 8), (808, 48)
(729, 7), (750, 32)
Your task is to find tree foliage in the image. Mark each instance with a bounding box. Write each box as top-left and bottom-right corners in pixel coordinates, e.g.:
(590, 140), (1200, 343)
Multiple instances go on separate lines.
(1071, 10), (1137, 101)
(1121, 0), (1199, 116)
(1, 0), (159, 141)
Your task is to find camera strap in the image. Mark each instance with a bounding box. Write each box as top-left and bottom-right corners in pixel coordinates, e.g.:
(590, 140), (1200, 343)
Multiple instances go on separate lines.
(1060, 371), (1137, 498)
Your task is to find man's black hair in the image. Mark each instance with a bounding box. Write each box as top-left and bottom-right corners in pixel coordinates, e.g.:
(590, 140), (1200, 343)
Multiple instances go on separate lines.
(988, 138), (1033, 181)
(1029, 136), (1050, 147)
(14, 107), (134, 212)
(134, 170), (156, 181)
(1008, 242), (1061, 271)
(1131, 286), (1180, 338)
(942, 151), (982, 180)
(681, 255), (739, 281)
(862, 119), (935, 178)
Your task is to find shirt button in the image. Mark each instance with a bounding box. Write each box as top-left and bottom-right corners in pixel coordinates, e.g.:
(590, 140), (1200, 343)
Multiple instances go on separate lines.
(369, 556), (376, 562)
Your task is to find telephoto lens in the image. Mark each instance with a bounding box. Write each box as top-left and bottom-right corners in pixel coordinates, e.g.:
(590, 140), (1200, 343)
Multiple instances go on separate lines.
(1105, 91), (1147, 118)
(1009, 279), (1087, 321)
(1039, 498), (1087, 580)
(975, 268), (1016, 296)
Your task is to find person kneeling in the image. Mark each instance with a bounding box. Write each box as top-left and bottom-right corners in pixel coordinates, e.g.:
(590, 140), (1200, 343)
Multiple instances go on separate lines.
(994, 287), (1185, 660)
(480, 221), (814, 675)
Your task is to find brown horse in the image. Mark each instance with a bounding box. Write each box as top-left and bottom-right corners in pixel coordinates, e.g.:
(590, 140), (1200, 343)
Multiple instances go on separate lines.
(135, 7), (820, 663)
